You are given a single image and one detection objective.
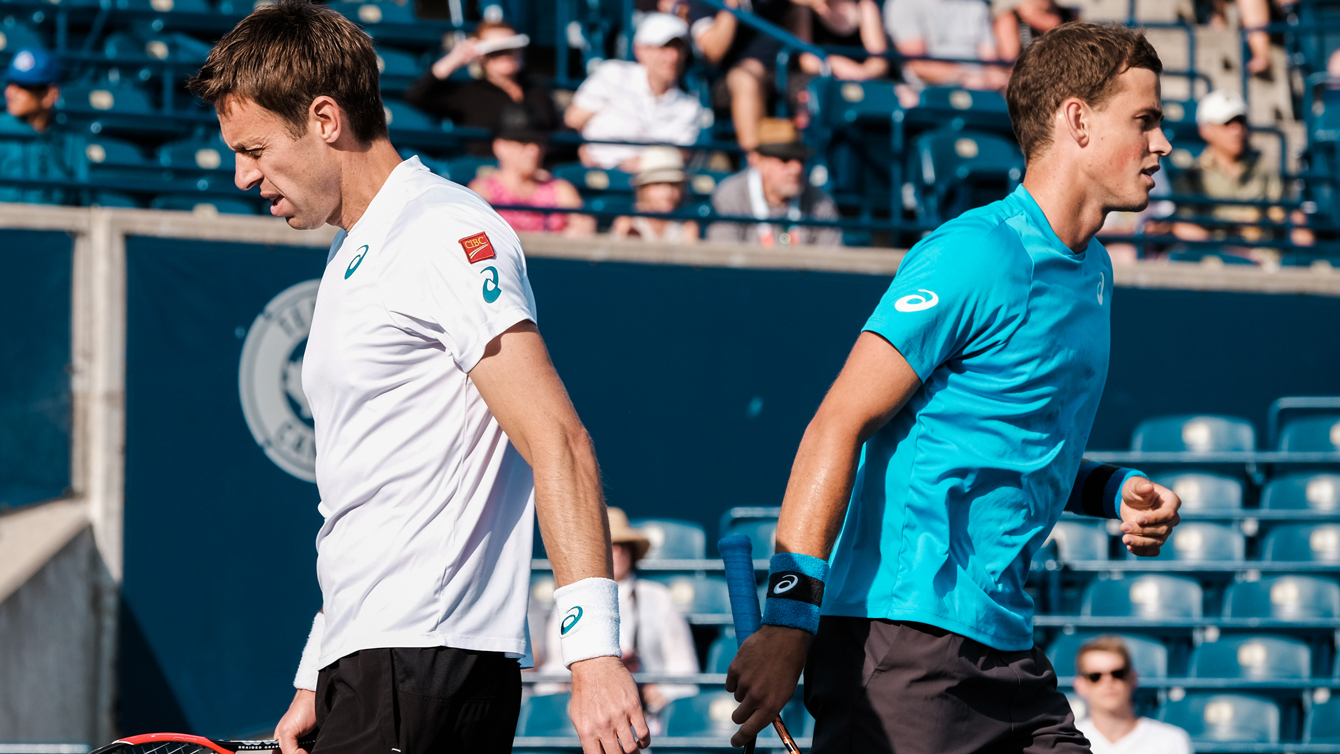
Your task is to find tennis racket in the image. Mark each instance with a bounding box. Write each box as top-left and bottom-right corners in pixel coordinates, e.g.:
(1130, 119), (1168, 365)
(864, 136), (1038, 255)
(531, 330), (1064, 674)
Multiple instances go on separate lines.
(719, 534), (802, 754)
(89, 734), (317, 754)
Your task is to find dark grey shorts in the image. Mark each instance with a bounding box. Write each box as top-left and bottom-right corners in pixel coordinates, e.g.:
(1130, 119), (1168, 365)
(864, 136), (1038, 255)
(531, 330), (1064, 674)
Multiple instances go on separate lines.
(804, 617), (1092, 754)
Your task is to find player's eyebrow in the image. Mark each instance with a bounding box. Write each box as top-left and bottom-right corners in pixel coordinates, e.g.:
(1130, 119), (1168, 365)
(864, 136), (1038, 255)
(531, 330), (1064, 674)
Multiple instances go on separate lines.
(1137, 106), (1164, 125)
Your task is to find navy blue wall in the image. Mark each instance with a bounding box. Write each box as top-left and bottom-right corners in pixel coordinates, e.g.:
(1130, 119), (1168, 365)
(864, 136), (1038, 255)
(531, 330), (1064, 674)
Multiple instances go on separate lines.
(118, 241), (1340, 736)
(0, 229), (73, 510)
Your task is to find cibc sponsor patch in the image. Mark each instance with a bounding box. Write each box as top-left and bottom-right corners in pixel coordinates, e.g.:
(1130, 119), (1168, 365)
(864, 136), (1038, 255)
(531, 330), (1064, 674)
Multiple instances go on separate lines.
(459, 231), (496, 263)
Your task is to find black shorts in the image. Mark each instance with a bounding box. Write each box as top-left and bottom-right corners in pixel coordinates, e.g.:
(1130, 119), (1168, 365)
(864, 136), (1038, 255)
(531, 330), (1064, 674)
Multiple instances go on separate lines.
(804, 617), (1091, 754)
(313, 647), (521, 754)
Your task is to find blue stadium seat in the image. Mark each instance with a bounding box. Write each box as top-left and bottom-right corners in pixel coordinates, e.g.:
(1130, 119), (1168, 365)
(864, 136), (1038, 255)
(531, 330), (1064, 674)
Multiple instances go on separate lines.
(705, 629), (736, 673)
(645, 574), (732, 617)
(1082, 575), (1203, 619)
(1042, 521), (1109, 562)
(375, 45), (420, 86)
(442, 155), (496, 185)
(1159, 693), (1280, 744)
(721, 518), (777, 558)
(822, 79), (902, 125)
(629, 518), (706, 560)
(58, 75), (157, 119)
(660, 691), (740, 737)
(76, 135), (151, 183)
(1151, 472), (1243, 511)
(105, 30), (212, 66)
(1262, 473), (1340, 511)
(1190, 635), (1312, 680)
(918, 87), (1009, 115)
(151, 194), (259, 215)
(156, 132), (234, 189)
(1262, 524), (1340, 563)
(686, 170), (731, 199)
(1224, 575), (1340, 619)
(383, 99), (438, 132)
(0, 20), (47, 54)
(907, 127), (1023, 223)
(1306, 697), (1340, 743)
(1160, 99), (1199, 141)
(332, 0), (417, 25)
(552, 163), (634, 195)
(1130, 415), (1256, 452)
(105, 0), (212, 12)
(516, 692), (576, 736)
(1135, 522), (1243, 562)
(1278, 413), (1340, 452)
(1046, 633), (1169, 679)
(85, 191), (141, 208)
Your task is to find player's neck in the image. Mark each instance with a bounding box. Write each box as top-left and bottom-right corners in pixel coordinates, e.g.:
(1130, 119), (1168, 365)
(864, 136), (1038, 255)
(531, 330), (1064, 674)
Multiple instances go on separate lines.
(1089, 705), (1140, 744)
(1021, 160), (1107, 254)
(331, 138), (406, 231)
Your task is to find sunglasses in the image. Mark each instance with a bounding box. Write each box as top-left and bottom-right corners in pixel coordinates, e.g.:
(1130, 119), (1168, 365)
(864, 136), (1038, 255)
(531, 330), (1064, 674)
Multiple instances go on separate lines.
(1081, 667), (1130, 683)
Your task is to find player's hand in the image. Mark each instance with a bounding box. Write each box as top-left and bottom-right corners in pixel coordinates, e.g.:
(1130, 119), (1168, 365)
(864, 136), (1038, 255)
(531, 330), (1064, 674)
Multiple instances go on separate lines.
(726, 625), (811, 748)
(1119, 477), (1181, 557)
(275, 689), (316, 754)
(569, 655), (650, 753)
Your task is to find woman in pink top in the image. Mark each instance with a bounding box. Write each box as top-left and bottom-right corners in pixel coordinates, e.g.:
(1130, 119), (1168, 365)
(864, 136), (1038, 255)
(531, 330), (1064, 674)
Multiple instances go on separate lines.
(470, 107), (594, 236)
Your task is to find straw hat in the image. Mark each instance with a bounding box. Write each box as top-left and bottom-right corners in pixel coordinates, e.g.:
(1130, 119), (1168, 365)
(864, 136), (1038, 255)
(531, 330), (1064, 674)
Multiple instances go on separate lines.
(634, 146), (687, 186)
(755, 118), (812, 162)
(607, 507), (652, 561)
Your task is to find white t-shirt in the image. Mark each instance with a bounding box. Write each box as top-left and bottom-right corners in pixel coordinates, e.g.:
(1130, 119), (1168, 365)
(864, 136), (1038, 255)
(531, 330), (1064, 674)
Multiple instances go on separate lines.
(571, 59), (703, 169)
(304, 157), (538, 667)
(1077, 717), (1194, 754)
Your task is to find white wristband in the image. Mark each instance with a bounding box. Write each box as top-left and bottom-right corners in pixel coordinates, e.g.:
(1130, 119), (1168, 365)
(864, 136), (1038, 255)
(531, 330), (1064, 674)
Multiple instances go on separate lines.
(293, 612), (325, 691)
(553, 577), (621, 668)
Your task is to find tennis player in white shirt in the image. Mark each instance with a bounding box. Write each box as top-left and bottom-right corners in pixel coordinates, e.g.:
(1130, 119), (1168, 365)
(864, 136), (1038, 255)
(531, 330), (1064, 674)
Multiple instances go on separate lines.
(1073, 636), (1193, 754)
(188, 3), (648, 754)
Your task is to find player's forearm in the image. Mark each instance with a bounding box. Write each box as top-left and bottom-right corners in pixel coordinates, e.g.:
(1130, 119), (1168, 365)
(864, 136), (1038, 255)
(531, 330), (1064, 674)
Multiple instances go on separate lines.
(532, 427), (614, 586)
(775, 412), (864, 560)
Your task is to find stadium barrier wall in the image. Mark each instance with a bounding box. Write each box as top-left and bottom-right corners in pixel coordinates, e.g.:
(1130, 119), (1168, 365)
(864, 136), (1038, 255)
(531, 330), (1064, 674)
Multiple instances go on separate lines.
(1, 204), (1339, 740)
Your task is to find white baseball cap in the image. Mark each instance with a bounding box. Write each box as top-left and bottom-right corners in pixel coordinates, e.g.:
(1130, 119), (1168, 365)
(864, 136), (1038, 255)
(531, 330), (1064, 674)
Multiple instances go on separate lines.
(1196, 90), (1247, 126)
(634, 12), (689, 48)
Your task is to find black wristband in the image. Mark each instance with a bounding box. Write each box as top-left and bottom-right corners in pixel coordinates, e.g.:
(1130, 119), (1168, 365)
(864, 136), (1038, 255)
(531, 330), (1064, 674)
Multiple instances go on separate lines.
(766, 570), (825, 606)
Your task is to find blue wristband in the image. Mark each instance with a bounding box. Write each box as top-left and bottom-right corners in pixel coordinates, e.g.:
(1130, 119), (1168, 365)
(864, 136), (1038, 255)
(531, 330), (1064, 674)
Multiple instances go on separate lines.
(762, 552), (829, 634)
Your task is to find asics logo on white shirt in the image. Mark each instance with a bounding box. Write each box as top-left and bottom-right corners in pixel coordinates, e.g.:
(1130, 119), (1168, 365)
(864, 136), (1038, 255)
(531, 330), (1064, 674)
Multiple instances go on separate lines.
(774, 575), (799, 594)
(894, 289), (939, 312)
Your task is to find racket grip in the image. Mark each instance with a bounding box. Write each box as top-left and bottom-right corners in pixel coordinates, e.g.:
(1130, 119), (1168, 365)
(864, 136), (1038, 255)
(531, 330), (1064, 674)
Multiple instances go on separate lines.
(719, 534), (762, 645)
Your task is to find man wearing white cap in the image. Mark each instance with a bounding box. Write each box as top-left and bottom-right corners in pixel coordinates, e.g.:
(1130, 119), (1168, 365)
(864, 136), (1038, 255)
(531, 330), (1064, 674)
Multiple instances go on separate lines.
(564, 13), (704, 171)
(1164, 89), (1311, 250)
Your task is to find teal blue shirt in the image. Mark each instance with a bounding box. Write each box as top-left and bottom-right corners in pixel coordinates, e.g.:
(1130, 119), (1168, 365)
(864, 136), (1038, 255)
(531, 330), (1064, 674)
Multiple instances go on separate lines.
(824, 186), (1114, 651)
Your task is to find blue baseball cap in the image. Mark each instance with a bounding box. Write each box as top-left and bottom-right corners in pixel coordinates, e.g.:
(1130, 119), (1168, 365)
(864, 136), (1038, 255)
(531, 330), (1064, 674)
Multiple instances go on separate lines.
(6, 48), (61, 87)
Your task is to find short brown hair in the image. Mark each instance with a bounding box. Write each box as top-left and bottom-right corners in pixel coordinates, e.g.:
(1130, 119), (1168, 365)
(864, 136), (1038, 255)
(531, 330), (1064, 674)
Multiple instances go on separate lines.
(1006, 22), (1162, 162)
(1075, 635), (1134, 674)
(188, 0), (387, 144)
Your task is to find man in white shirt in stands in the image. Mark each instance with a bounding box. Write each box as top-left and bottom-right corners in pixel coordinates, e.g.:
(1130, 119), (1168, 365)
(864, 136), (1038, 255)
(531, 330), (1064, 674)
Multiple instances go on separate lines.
(1073, 636), (1193, 754)
(564, 12), (703, 172)
(188, 2), (649, 753)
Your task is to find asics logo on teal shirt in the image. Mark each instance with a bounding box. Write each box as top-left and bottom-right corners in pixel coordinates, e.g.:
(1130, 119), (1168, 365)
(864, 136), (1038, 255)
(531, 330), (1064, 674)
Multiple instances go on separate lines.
(1097, 273), (1105, 304)
(345, 245), (369, 279)
(894, 289), (938, 312)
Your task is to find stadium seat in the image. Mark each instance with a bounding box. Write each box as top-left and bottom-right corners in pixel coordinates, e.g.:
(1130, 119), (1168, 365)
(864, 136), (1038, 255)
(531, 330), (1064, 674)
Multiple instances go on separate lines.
(1160, 99), (1199, 141)
(84, 191), (141, 208)
(441, 155), (496, 185)
(1046, 633), (1169, 679)
(917, 87), (1009, 115)
(76, 135), (151, 184)
(629, 518), (706, 560)
(1278, 413), (1340, 452)
(907, 127), (1023, 223)
(156, 132), (234, 188)
(660, 690), (741, 737)
(106, 0), (212, 12)
(1261, 523), (1340, 562)
(375, 45), (420, 81)
(1042, 521), (1109, 562)
(645, 574), (732, 618)
(1134, 522), (1243, 562)
(1082, 575), (1203, 619)
(686, 169), (731, 199)
(1262, 473), (1340, 511)
(552, 163), (635, 196)
(721, 518), (777, 558)
(705, 629), (736, 673)
(105, 31), (212, 66)
(57, 75), (157, 119)
(1190, 635), (1312, 680)
(151, 194), (259, 215)
(1151, 472), (1243, 511)
(1224, 575), (1340, 619)
(1306, 696), (1340, 743)
(516, 692), (576, 736)
(1159, 693), (1280, 743)
(1130, 415), (1256, 452)
(331, 0), (417, 25)
(382, 99), (438, 132)
(821, 79), (902, 125)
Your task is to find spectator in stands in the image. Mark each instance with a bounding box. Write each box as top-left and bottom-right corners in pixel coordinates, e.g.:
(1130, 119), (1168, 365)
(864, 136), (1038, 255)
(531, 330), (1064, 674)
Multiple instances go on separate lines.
(884, 0), (1009, 91)
(538, 508), (699, 725)
(469, 107), (594, 236)
(693, 0), (862, 151)
(797, 0), (890, 83)
(612, 146), (701, 243)
(708, 118), (842, 246)
(0, 48), (72, 204)
(405, 20), (558, 156)
(1073, 636), (1192, 754)
(1159, 89), (1312, 252)
(565, 13), (703, 171)
(992, 0), (1077, 62)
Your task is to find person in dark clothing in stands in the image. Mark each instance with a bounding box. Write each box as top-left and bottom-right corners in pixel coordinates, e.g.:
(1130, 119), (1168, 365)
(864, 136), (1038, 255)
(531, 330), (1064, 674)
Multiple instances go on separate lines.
(0, 47), (73, 204)
(404, 20), (558, 155)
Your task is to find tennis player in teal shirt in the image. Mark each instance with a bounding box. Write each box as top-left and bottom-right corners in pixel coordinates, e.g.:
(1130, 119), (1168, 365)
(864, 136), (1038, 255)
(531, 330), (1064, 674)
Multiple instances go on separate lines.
(727, 22), (1184, 754)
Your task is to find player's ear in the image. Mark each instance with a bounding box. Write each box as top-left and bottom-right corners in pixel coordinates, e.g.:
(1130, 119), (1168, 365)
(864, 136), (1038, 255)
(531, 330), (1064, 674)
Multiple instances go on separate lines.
(1058, 97), (1090, 149)
(309, 95), (343, 145)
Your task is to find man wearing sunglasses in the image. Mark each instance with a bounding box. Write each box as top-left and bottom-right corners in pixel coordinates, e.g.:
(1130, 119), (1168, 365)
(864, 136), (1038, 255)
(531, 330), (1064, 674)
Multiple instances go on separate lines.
(1073, 636), (1191, 754)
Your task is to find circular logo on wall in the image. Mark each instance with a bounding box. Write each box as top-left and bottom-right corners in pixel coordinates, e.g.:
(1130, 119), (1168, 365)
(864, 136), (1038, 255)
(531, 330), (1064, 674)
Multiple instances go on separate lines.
(239, 279), (321, 483)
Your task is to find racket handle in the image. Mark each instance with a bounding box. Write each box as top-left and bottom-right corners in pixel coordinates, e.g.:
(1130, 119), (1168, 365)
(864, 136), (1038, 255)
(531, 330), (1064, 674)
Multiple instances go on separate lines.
(719, 534), (762, 644)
